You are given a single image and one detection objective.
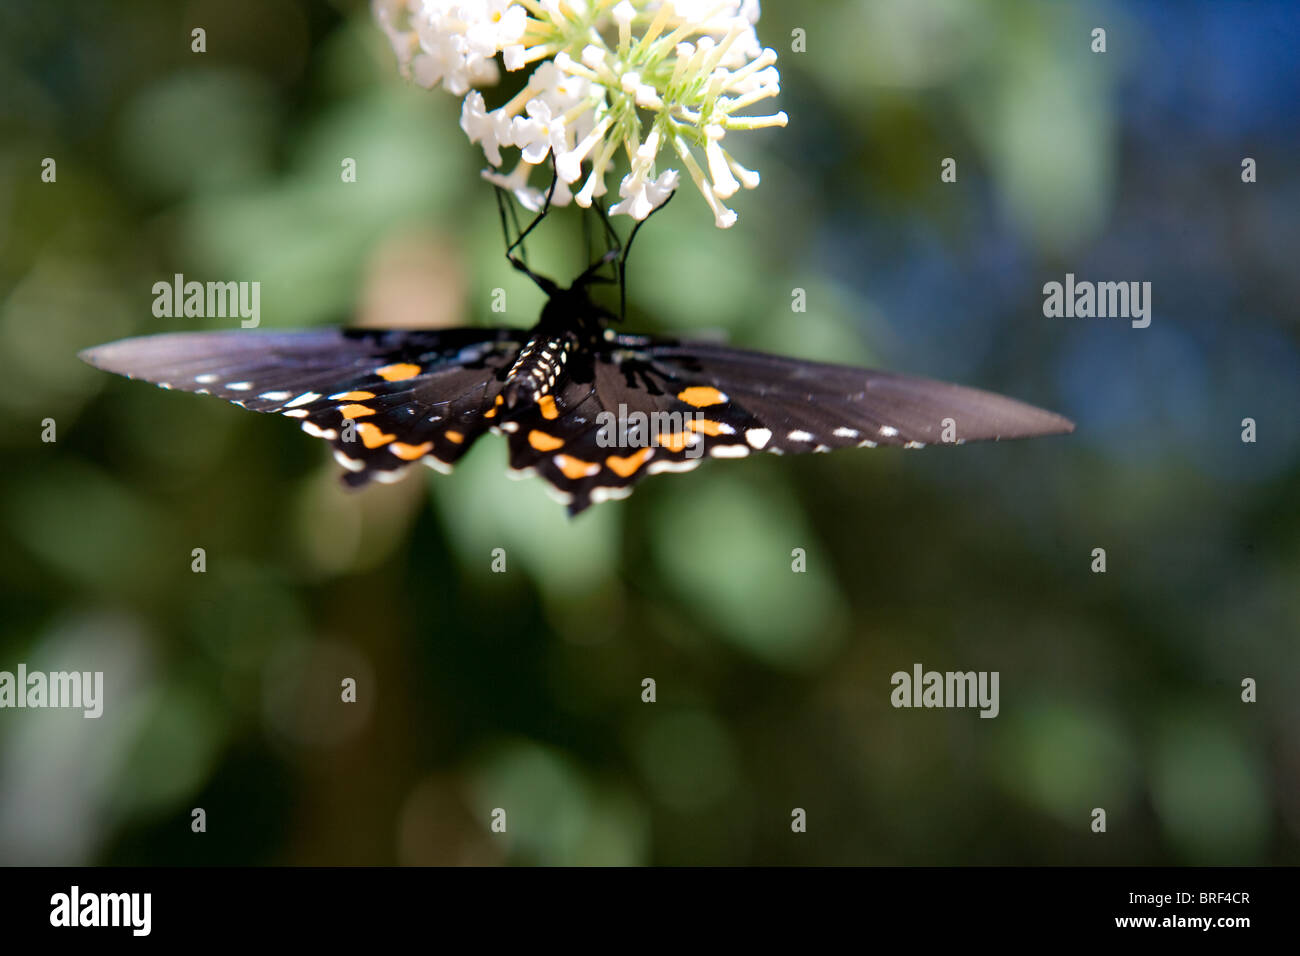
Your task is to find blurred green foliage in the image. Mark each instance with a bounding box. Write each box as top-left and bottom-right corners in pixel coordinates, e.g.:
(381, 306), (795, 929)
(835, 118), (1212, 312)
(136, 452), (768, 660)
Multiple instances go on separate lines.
(1, 0), (1297, 865)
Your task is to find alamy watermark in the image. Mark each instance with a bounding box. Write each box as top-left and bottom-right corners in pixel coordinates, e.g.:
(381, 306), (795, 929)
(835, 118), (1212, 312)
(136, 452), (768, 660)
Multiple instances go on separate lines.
(595, 404), (709, 459)
(1043, 273), (1151, 328)
(50, 886), (150, 936)
(0, 664), (103, 718)
(891, 663), (999, 718)
(152, 273), (260, 328)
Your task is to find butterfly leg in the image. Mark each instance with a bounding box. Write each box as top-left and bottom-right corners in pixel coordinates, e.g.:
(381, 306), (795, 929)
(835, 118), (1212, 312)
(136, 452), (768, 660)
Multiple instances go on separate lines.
(493, 164), (564, 296)
(568, 200), (627, 308)
(590, 189), (677, 321)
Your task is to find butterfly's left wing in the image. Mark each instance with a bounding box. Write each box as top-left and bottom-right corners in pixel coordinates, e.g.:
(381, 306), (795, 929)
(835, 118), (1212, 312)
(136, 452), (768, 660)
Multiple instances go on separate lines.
(79, 327), (522, 484)
(503, 331), (1075, 515)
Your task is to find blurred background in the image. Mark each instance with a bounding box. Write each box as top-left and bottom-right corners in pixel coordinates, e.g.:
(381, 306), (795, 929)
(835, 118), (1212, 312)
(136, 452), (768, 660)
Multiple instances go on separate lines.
(1, 0), (1297, 865)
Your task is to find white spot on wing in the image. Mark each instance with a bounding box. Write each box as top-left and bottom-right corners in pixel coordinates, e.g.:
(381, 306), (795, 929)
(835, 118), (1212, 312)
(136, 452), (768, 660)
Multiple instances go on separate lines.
(745, 428), (772, 449)
(833, 427), (859, 439)
(333, 450), (364, 472)
(302, 422), (337, 440)
(709, 444), (749, 459)
(646, 460), (701, 475)
(787, 430), (814, 443)
(879, 425), (899, 438)
(286, 391), (321, 408)
(544, 485), (574, 505)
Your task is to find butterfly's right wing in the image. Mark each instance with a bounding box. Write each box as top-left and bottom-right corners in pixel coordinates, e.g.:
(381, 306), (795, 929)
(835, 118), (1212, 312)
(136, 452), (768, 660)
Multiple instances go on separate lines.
(635, 337), (1076, 449)
(80, 327), (523, 484)
(500, 331), (1075, 514)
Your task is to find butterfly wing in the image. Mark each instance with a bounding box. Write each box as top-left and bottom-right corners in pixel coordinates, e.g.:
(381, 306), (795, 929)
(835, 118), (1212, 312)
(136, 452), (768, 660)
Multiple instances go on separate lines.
(79, 328), (522, 484)
(82, 327), (1073, 511)
(504, 332), (1075, 514)
(638, 337), (1076, 447)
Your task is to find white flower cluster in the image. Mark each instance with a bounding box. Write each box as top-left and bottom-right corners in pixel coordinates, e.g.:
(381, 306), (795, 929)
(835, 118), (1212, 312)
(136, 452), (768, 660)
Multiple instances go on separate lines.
(372, 0), (786, 227)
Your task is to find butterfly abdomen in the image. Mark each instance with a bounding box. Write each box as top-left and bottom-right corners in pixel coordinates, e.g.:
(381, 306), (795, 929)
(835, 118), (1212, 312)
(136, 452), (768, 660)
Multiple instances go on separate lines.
(499, 331), (577, 410)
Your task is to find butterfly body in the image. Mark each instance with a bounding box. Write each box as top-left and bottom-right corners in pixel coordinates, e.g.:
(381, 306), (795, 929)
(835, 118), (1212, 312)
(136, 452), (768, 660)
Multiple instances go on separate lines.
(80, 279), (1073, 514)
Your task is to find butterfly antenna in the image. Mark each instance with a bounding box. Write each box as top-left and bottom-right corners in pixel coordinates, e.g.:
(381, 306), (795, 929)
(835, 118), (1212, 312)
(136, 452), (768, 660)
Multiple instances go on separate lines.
(507, 194), (528, 267)
(496, 164), (562, 293)
(494, 186), (542, 290)
(590, 196), (622, 263)
(506, 162), (558, 264)
(615, 189), (676, 321)
(494, 186), (525, 265)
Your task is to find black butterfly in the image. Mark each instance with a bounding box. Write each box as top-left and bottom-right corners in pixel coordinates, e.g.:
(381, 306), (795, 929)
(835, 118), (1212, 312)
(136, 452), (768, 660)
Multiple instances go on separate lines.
(79, 193), (1074, 515)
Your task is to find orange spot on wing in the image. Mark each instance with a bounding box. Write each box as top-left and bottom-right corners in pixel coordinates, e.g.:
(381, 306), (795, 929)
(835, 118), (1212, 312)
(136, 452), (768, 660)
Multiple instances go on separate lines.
(606, 447), (653, 478)
(376, 362), (421, 382)
(677, 386), (726, 407)
(657, 432), (692, 453)
(390, 441), (433, 461)
(554, 454), (599, 479)
(687, 418), (728, 436)
(334, 391), (375, 401)
(444, 430), (464, 444)
(528, 430), (564, 452)
(356, 422), (395, 448)
(538, 395), (559, 420)
(338, 403), (375, 419)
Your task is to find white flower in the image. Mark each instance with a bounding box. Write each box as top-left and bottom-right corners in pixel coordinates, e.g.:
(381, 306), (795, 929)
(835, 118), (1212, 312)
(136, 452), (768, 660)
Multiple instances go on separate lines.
(460, 90), (514, 166)
(372, 0), (786, 226)
(610, 131), (673, 220)
(467, 1), (527, 55)
(620, 71), (663, 110)
(373, 0), (417, 72)
(611, 167), (680, 221)
(377, 0), (525, 93)
(612, 1), (637, 27)
(704, 125), (740, 199)
(557, 114), (614, 184)
(511, 99), (569, 165)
